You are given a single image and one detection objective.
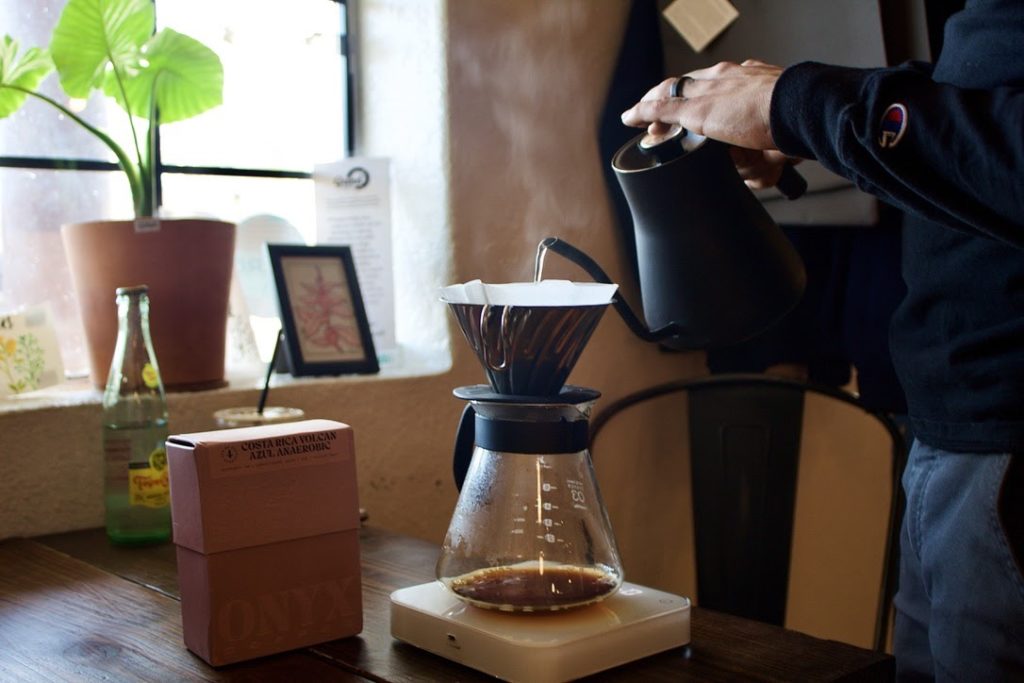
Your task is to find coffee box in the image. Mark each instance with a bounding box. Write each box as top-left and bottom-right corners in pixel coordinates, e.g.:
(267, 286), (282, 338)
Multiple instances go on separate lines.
(167, 419), (362, 666)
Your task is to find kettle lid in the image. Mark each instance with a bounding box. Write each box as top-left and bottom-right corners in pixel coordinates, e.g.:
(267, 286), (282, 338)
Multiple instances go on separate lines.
(613, 125), (708, 172)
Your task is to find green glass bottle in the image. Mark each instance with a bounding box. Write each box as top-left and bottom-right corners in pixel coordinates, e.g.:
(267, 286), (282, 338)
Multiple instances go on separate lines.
(102, 285), (171, 545)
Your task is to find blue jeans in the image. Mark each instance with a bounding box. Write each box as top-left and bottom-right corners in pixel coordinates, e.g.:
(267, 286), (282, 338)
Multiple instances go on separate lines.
(894, 441), (1024, 681)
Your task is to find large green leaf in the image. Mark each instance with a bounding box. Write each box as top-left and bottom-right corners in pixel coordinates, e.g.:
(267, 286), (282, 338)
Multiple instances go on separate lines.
(108, 28), (223, 124)
(0, 37), (54, 118)
(50, 0), (154, 99)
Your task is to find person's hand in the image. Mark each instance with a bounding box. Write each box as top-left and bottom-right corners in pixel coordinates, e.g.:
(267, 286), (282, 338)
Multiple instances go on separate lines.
(621, 59), (783, 151)
(621, 60), (801, 189)
(730, 147), (796, 190)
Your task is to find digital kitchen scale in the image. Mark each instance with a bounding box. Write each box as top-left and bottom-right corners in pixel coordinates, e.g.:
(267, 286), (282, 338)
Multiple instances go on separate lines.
(390, 581), (690, 683)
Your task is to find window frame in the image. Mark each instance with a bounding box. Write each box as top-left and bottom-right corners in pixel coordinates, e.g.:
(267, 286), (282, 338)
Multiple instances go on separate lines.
(0, 0), (356, 203)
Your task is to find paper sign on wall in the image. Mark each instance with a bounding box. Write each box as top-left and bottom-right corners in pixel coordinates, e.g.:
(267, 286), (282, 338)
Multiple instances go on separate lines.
(314, 158), (396, 358)
(663, 0), (739, 53)
(0, 304), (64, 396)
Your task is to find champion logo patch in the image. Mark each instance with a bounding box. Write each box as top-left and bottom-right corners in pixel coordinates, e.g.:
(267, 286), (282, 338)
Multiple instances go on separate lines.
(878, 103), (908, 148)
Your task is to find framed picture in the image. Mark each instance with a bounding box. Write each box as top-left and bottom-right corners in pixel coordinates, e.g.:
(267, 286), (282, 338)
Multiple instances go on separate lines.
(267, 244), (379, 376)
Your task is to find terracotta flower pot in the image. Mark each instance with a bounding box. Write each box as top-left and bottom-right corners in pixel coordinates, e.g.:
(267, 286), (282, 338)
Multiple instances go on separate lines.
(61, 218), (236, 391)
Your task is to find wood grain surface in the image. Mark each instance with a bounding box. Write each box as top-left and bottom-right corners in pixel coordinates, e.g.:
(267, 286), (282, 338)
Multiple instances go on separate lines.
(0, 527), (896, 682)
(0, 540), (366, 681)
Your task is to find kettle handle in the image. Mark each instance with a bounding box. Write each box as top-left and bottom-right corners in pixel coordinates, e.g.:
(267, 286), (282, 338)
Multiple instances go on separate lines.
(538, 237), (681, 343)
(776, 164), (808, 200)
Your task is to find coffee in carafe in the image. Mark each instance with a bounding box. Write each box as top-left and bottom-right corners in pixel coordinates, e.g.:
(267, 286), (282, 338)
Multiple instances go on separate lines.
(449, 564), (619, 611)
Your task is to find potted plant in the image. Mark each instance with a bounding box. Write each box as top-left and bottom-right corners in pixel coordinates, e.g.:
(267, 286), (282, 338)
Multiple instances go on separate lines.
(0, 0), (235, 390)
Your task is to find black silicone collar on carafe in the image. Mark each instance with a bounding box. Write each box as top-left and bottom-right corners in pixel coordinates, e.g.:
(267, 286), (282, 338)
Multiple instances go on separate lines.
(451, 385), (600, 491)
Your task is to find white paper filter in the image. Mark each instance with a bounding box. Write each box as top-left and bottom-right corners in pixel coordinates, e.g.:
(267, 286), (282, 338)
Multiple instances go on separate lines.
(440, 280), (617, 306)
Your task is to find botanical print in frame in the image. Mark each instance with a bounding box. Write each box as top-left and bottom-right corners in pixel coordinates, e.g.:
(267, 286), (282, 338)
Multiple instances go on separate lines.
(268, 244), (378, 376)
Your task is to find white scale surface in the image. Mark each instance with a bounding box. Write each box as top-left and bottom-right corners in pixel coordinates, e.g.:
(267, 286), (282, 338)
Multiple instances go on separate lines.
(390, 581), (691, 683)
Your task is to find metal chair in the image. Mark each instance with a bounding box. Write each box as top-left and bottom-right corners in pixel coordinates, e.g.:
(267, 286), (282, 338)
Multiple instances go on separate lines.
(590, 373), (906, 651)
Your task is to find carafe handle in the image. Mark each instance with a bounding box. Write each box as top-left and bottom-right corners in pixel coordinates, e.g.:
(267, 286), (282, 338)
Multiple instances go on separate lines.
(452, 404), (476, 491)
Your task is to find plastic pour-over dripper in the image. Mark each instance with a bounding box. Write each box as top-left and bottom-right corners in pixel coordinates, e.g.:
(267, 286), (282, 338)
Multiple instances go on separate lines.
(440, 280), (617, 396)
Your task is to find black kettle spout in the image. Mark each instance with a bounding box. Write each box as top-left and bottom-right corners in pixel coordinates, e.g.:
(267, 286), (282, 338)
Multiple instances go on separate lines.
(536, 237), (681, 344)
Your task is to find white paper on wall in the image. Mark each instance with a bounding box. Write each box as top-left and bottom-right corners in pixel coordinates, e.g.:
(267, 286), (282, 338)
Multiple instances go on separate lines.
(314, 158), (397, 357)
(663, 0), (739, 53)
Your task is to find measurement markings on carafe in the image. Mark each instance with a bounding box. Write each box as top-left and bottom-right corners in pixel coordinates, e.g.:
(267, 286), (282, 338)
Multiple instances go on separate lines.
(537, 516), (564, 544)
(511, 507), (527, 535)
(533, 461), (567, 544)
(567, 479), (588, 510)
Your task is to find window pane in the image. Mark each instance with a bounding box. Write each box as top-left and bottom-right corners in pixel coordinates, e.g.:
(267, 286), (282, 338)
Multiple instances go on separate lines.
(161, 173), (317, 243)
(0, 168), (131, 376)
(0, 1), (134, 161)
(158, 0), (347, 171)
(1, 0), (347, 169)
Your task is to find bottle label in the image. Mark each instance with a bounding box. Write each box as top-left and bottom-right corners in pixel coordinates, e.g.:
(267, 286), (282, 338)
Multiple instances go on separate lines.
(129, 446), (170, 508)
(142, 363), (160, 389)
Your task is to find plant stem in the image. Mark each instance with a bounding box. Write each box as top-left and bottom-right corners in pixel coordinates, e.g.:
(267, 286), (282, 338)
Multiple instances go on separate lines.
(104, 45), (148, 215)
(143, 75), (162, 218)
(12, 86), (144, 215)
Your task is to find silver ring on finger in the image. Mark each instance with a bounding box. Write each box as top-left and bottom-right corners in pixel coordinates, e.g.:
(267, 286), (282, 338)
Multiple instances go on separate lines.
(670, 76), (693, 99)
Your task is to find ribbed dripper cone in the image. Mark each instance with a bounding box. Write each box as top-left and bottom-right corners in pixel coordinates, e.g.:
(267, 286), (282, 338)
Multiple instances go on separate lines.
(449, 303), (608, 396)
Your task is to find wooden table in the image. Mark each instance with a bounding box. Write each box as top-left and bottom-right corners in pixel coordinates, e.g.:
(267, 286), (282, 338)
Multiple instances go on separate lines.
(0, 526), (893, 682)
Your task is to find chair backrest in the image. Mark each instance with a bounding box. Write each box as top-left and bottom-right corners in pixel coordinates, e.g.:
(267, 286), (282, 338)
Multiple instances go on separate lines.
(589, 373), (906, 651)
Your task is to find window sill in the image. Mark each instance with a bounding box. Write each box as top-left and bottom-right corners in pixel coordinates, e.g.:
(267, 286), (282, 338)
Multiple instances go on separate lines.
(0, 340), (455, 541)
(0, 342), (452, 417)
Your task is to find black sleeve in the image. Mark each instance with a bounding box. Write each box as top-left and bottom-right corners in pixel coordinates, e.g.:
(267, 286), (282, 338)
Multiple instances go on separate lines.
(769, 60), (1024, 248)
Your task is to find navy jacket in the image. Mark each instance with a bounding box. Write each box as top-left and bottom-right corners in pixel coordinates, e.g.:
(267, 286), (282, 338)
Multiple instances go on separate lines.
(771, 0), (1024, 452)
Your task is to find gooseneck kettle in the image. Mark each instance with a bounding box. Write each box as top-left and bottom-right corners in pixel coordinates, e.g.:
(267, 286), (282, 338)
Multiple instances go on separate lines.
(542, 125), (807, 349)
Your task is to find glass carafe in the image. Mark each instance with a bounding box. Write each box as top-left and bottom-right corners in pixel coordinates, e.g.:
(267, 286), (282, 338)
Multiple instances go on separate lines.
(436, 387), (623, 612)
